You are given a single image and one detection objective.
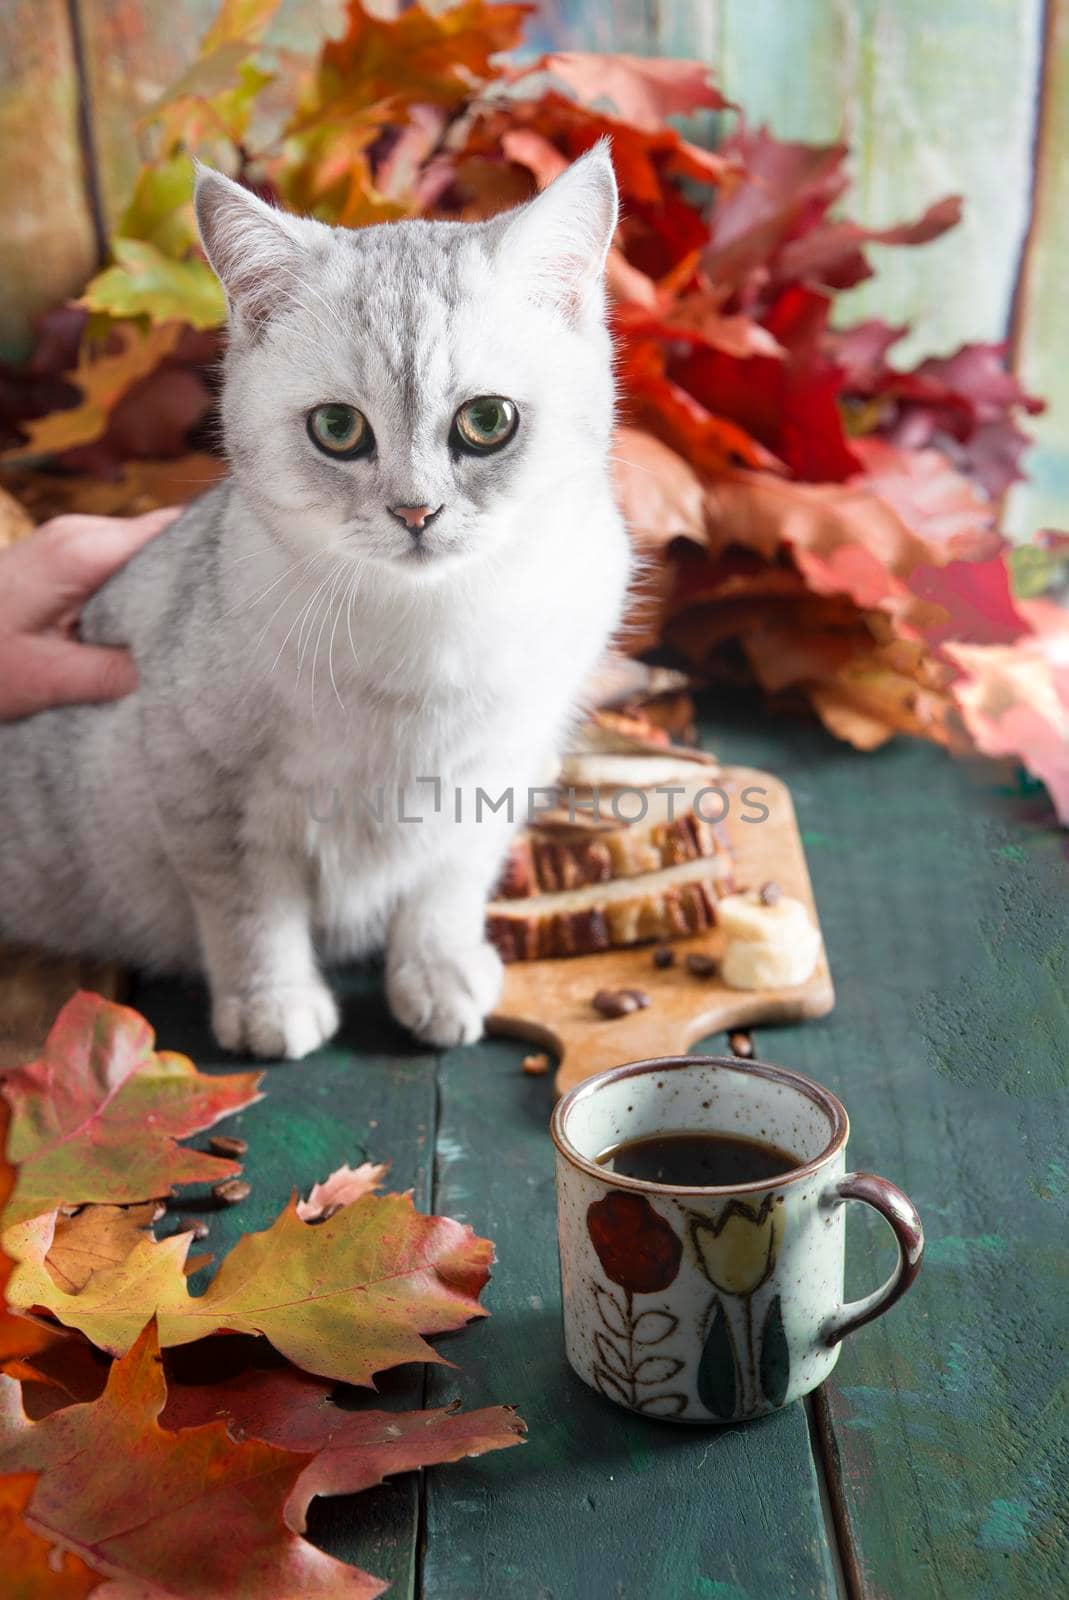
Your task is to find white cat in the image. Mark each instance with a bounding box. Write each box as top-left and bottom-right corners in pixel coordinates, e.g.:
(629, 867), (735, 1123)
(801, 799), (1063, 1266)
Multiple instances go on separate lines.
(0, 144), (631, 1059)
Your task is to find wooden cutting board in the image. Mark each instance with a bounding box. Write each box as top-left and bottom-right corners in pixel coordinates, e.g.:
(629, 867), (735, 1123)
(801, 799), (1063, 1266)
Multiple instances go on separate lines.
(487, 765), (834, 1097)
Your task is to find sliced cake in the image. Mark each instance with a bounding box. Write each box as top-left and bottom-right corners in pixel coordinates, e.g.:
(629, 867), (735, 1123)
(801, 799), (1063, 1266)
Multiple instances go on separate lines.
(487, 854), (737, 962)
(499, 773), (730, 898)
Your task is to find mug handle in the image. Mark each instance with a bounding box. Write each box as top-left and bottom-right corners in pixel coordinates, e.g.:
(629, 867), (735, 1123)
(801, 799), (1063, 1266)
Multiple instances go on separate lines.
(823, 1172), (924, 1346)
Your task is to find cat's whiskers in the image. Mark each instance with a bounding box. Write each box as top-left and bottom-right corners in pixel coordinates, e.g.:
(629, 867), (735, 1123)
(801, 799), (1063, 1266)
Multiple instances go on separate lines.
(266, 556), (337, 678)
(309, 566), (348, 720)
(224, 549), (321, 621)
(220, 544), (282, 567)
(326, 570), (351, 715)
(606, 453), (659, 479)
(344, 568), (360, 668)
(295, 563), (342, 678)
(247, 549), (329, 656)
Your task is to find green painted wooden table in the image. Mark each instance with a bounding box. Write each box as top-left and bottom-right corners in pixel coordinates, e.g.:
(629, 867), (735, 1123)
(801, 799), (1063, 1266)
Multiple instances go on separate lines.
(130, 699), (1068, 1600)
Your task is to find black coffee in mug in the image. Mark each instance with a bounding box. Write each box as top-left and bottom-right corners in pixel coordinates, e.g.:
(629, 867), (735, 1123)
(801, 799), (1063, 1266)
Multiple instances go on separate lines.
(595, 1129), (800, 1187)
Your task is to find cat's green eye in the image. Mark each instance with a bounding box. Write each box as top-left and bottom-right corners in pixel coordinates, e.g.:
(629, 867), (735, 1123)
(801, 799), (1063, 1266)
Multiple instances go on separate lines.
(307, 403), (373, 458)
(452, 396), (519, 454)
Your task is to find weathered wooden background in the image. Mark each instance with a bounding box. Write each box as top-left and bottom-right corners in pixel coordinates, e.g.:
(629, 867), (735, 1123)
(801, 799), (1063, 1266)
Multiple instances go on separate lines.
(0, 0), (1064, 536)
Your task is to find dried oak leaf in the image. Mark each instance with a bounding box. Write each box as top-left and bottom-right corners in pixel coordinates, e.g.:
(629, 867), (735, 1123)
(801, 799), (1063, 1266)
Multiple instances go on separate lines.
(6, 1191), (492, 1387)
(0, 1322), (379, 1599)
(82, 242), (226, 331)
(145, 0), (280, 154)
(877, 343), (1045, 499)
(1, 993), (262, 1228)
(296, 1162), (389, 1222)
(850, 438), (999, 560)
(945, 606), (1069, 824)
(616, 339), (781, 476)
(0, 455), (225, 523)
(0, 1104), (58, 1366)
(703, 127), (958, 305)
(906, 554), (1028, 649)
(0, 325), (182, 464)
(43, 1206), (162, 1296)
(611, 425), (707, 551)
(301, 0), (529, 122)
(463, 91), (728, 227)
(159, 1361), (525, 1533)
(698, 449), (995, 617)
(663, 283), (862, 481)
(703, 129), (850, 295)
(7, 1334), (112, 1421)
(774, 193), (961, 293)
(526, 52), (729, 130)
(0, 1471), (100, 1600)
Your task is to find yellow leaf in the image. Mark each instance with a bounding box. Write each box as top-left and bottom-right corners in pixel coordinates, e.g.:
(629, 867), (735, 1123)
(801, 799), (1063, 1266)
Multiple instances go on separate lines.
(0, 484), (34, 547)
(6, 1191), (492, 1387)
(200, 0), (283, 53)
(81, 240), (225, 329)
(43, 1204), (160, 1295)
(117, 153), (199, 256)
(0, 324), (181, 462)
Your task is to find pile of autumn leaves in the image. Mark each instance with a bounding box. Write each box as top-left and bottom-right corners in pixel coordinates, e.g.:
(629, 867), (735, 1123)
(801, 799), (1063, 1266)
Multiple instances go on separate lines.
(0, 992), (524, 1597)
(0, 0), (1066, 820)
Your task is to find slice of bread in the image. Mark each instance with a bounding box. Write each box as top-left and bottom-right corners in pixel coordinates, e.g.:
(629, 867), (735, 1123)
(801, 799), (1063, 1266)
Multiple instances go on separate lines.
(487, 855), (736, 962)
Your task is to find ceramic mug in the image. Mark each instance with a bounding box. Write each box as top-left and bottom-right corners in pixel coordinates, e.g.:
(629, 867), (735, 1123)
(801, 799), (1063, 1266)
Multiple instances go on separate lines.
(551, 1055), (923, 1423)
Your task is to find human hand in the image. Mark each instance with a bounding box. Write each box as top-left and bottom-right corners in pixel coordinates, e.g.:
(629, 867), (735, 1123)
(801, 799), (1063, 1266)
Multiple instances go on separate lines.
(0, 509), (179, 721)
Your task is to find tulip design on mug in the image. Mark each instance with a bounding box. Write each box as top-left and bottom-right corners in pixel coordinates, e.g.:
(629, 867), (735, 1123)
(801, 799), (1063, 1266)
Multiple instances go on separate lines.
(688, 1196), (790, 1418)
(585, 1191), (688, 1416)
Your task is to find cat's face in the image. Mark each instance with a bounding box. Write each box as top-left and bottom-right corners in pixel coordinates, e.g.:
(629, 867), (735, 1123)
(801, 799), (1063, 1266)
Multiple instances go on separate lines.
(195, 148), (618, 576)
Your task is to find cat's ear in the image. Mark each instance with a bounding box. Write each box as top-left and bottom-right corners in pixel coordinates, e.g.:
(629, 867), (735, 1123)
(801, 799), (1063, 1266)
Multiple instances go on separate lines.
(497, 140), (618, 322)
(194, 164), (331, 335)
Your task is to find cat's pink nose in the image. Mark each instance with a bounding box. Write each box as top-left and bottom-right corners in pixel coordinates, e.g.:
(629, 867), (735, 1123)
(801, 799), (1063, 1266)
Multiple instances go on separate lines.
(388, 503), (441, 533)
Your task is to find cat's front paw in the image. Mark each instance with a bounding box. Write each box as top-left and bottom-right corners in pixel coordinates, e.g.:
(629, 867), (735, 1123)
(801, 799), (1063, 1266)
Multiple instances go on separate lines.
(387, 940), (503, 1048)
(212, 978), (340, 1061)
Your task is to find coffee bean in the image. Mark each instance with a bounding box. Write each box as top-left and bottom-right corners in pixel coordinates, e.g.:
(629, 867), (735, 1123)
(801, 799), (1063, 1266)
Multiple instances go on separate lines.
(177, 1216), (210, 1240)
(685, 953), (717, 978)
(759, 880), (782, 906)
(522, 1052), (550, 1076)
(653, 945), (675, 969)
(622, 988), (652, 1010)
(209, 1134), (248, 1158)
(212, 1178), (251, 1206)
(729, 1031), (754, 1058)
(592, 988), (639, 1018)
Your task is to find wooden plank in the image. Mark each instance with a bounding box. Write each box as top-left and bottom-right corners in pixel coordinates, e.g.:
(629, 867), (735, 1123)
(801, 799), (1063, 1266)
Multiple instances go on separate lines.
(718, 0), (854, 141)
(836, 0), (1044, 365)
(421, 1030), (838, 1599)
(522, 1), (661, 55)
(1006, 0), (1069, 540)
(706, 698), (1069, 1598)
(0, 1), (97, 361)
(76, 0), (220, 232)
(129, 966), (438, 1598)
